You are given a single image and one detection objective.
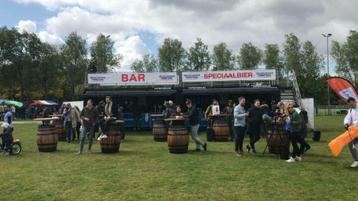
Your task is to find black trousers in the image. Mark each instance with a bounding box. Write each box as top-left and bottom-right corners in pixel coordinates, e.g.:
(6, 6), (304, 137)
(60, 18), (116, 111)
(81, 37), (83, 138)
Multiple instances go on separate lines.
(248, 127), (261, 149)
(289, 132), (306, 158)
(228, 120), (234, 140)
(234, 126), (246, 152)
(74, 122), (81, 140)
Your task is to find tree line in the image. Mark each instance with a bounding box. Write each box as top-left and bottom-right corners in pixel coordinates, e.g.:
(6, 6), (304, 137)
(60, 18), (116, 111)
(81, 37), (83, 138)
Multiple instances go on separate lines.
(1, 26), (358, 105)
(0, 27), (119, 101)
(131, 31), (358, 105)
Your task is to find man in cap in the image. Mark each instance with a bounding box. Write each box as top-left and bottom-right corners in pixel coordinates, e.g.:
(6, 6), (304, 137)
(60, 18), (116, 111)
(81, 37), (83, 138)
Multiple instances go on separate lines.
(163, 100), (175, 119)
(343, 97), (358, 168)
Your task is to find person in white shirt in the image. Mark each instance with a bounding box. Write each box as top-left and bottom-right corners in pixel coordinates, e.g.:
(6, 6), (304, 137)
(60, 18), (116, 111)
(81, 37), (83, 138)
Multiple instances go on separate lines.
(343, 97), (358, 168)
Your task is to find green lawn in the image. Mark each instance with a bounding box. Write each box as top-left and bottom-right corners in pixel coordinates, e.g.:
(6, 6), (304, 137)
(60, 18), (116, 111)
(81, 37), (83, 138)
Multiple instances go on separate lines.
(0, 116), (357, 201)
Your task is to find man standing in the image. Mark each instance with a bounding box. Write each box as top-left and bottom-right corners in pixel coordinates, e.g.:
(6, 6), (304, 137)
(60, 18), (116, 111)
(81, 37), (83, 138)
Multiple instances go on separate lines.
(343, 97), (358, 168)
(186, 99), (207, 151)
(79, 99), (99, 154)
(224, 100), (235, 141)
(234, 97), (248, 156)
(246, 99), (263, 153)
(63, 103), (73, 143)
(205, 99), (219, 141)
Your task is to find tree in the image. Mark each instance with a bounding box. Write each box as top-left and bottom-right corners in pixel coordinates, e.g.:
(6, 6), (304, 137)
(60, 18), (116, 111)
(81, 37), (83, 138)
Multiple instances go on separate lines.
(187, 38), (211, 71)
(61, 32), (87, 99)
(37, 43), (63, 98)
(300, 40), (323, 100)
(263, 43), (284, 81)
(212, 42), (235, 71)
(131, 54), (158, 72)
(331, 31), (358, 85)
(238, 42), (262, 69)
(283, 33), (302, 75)
(0, 28), (42, 98)
(158, 38), (186, 72)
(90, 34), (119, 73)
(331, 41), (352, 81)
(0, 27), (21, 97)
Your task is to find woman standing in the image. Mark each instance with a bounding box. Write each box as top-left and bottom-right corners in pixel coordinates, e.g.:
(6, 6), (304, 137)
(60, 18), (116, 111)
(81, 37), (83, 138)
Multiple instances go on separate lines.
(71, 105), (81, 141)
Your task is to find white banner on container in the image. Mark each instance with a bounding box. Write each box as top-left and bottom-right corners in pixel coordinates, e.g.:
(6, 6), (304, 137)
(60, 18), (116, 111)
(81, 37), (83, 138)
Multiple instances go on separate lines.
(87, 73), (117, 86)
(182, 70), (276, 83)
(88, 72), (178, 86)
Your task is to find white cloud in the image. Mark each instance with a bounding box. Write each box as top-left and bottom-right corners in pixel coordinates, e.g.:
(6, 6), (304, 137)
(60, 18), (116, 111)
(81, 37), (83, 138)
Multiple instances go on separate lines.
(38, 31), (64, 44)
(16, 20), (37, 33)
(114, 35), (150, 70)
(13, 0), (358, 68)
(15, 0), (78, 10)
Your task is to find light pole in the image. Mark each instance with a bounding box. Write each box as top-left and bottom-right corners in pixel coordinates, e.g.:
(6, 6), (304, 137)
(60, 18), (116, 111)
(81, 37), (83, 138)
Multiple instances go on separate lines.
(322, 33), (332, 115)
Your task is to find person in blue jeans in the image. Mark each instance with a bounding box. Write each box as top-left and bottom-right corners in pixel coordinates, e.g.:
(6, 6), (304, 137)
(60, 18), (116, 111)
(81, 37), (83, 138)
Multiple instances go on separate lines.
(186, 99), (207, 151)
(63, 103), (73, 143)
(234, 97), (248, 157)
(78, 99), (99, 154)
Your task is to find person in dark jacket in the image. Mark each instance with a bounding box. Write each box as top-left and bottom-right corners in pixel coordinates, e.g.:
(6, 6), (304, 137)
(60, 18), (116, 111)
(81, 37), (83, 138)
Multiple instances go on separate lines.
(299, 109), (311, 153)
(186, 99), (207, 151)
(286, 104), (306, 163)
(223, 100), (235, 141)
(117, 106), (125, 140)
(246, 99), (263, 153)
(163, 100), (175, 119)
(78, 99), (99, 154)
(63, 103), (73, 143)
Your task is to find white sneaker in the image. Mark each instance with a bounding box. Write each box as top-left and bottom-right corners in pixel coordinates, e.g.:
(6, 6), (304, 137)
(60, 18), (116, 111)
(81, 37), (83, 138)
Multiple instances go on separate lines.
(286, 157), (296, 163)
(295, 156), (302, 161)
(102, 134), (108, 139)
(350, 161), (358, 168)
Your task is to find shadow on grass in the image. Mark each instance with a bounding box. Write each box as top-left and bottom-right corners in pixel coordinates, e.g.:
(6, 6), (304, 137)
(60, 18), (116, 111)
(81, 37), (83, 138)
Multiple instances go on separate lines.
(343, 166), (358, 171)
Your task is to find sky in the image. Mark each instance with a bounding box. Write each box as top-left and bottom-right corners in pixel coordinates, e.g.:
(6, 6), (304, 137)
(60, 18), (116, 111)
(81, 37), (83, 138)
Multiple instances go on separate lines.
(1, 0), (358, 72)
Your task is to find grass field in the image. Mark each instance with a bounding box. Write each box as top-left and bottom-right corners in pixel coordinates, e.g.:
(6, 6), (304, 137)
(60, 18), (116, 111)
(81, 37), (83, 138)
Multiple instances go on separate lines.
(0, 115), (357, 201)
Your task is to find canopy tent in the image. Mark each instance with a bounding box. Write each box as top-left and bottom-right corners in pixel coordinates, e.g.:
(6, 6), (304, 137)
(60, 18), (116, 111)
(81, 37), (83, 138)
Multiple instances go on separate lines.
(31, 100), (58, 106)
(0, 100), (24, 107)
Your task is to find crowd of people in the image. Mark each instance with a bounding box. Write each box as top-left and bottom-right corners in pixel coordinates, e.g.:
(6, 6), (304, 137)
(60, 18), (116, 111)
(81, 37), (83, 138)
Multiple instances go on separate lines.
(231, 97), (311, 161)
(162, 99), (207, 151)
(56, 96), (123, 154)
(1, 95), (357, 168)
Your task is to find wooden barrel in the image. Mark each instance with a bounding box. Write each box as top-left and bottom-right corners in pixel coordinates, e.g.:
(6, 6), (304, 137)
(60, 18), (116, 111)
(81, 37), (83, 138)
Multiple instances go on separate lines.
(266, 123), (290, 159)
(167, 126), (189, 154)
(37, 124), (58, 152)
(213, 120), (230, 141)
(53, 119), (66, 141)
(152, 120), (168, 142)
(100, 121), (121, 153)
